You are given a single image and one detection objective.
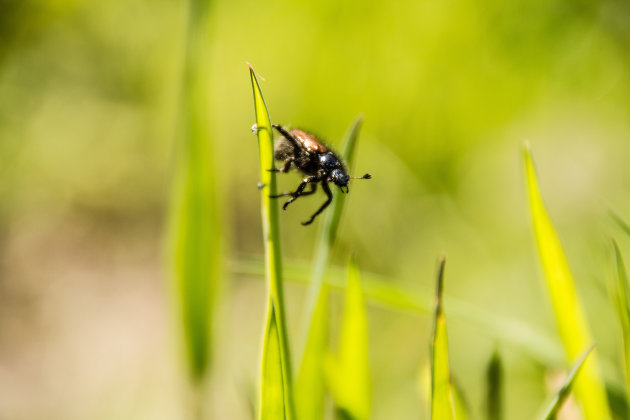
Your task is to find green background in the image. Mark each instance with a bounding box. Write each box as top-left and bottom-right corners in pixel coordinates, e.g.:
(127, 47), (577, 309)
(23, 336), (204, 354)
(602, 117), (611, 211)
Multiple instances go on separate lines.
(1, 0), (630, 418)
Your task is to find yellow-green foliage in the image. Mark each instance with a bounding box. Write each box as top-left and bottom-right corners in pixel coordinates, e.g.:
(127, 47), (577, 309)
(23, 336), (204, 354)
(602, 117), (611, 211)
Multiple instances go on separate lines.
(612, 241), (630, 407)
(539, 346), (594, 420)
(326, 258), (371, 420)
(430, 258), (455, 420)
(524, 147), (610, 420)
(168, 0), (220, 383)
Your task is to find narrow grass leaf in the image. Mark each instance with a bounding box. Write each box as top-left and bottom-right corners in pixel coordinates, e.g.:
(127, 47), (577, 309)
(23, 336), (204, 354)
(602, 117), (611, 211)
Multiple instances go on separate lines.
(168, 0), (220, 383)
(261, 303), (288, 420)
(524, 146), (611, 420)
(295, 285), (329, 420)
(249, 64), (295, 420)
(451, 381), (469, 420)
(303, 116), (364, 326)
(430, 258), (455, 420)
(612, 240), (630, 406)
(485, 350), (503, 420)
(539, 345), (595, 420)
(296, 117), (363, 420)
(326, 258), (371, 420)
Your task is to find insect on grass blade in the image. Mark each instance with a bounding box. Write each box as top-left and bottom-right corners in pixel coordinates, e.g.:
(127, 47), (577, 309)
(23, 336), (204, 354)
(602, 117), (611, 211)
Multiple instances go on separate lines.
(249, 64), (295, 420)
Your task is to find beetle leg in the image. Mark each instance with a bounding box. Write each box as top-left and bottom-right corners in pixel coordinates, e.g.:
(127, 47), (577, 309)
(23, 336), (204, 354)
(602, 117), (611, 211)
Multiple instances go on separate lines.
(270, 177), (318, 210)
(269, 182), (315, 199)
(268, 159), (293, 173)
(302, 180), (332, 225)
(272, 124), (302, 154)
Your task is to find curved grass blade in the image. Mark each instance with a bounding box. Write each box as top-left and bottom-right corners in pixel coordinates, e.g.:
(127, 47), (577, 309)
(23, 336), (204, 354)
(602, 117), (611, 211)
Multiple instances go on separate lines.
(326, 258), (371, 420)
(249, 64), (295, 420)
(168, 0), (220, 384)
(485, 350), (503, 420)
(612, 240), (630, 406)
(296, 117), (364, 420)
(430, 258), (455, 420)
(539, 345), (595, 420)
(524, 146), (611, 420)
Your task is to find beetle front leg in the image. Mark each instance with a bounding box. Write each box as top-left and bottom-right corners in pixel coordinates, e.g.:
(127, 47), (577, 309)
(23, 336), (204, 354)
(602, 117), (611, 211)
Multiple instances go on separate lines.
(302, 180), (332, 225)
(270, 176), (318, 210)
(268, 159), (294, 173)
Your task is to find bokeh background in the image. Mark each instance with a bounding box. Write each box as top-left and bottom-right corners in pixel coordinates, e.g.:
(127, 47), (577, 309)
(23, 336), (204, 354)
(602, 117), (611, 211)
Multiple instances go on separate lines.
(2, 0), (630, 419)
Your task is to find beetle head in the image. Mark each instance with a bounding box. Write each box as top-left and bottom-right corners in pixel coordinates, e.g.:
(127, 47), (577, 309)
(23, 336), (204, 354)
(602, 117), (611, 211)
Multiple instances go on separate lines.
(331, 168), (350, 193)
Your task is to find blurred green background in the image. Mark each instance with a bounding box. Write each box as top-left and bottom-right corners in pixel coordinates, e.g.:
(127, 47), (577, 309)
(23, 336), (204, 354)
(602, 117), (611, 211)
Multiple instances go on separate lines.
(1, 0), (630, 418)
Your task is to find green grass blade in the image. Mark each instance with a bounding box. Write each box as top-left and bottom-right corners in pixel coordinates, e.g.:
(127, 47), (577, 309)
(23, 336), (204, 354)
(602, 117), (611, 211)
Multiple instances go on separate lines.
(539, 345), (595, 420)
(326, 258), (371, 420)
(524, 146), (611, 420)
(295, 284), (329, 420)
(485, 350), (503, 420)
(612, 240), (630, 406)
(451, 381), (469, 420)
(249, 64), (294, 420)
(303, 116), (363, 326)
(168, 0), (220, 383)
(260, 302), (288, 420)
(430, 258), (455, 420)
(296, 117), (363, 420)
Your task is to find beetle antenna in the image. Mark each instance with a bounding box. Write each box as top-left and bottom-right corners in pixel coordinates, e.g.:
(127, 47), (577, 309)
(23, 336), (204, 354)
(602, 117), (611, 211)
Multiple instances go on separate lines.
(350, 173), (372, 180)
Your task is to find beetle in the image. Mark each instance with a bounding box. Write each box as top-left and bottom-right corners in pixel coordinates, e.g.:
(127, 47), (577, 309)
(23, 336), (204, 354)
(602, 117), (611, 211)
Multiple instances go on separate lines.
(269, 124), (371, 225)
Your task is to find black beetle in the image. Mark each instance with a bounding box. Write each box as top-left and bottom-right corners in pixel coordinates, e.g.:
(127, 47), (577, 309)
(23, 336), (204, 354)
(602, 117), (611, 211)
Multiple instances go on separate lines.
(269, 124), (371, 225)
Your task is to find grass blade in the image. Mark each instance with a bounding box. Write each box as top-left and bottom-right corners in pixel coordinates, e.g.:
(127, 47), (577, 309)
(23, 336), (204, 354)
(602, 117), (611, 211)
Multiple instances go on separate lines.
(430, 258), (455, 420)
(249, 64), (295, 420)
(296, 117), (364, 420)
(524, 146), (611, 420)
(295, 286), (329, 420)
(260, 303), (289, 420)
(303, 116), (364, 327)
(612, 240), (630, 406)
(451, 381), (470, 420)
(539, 345), (595, 420)
(485, 350), (503, 420)
(326, 258), (371, 420)
(168, 0), (220, 384)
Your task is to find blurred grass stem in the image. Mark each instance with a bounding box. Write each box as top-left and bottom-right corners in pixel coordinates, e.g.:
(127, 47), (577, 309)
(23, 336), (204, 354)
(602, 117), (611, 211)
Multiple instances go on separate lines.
(168, 0), (220, 390)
